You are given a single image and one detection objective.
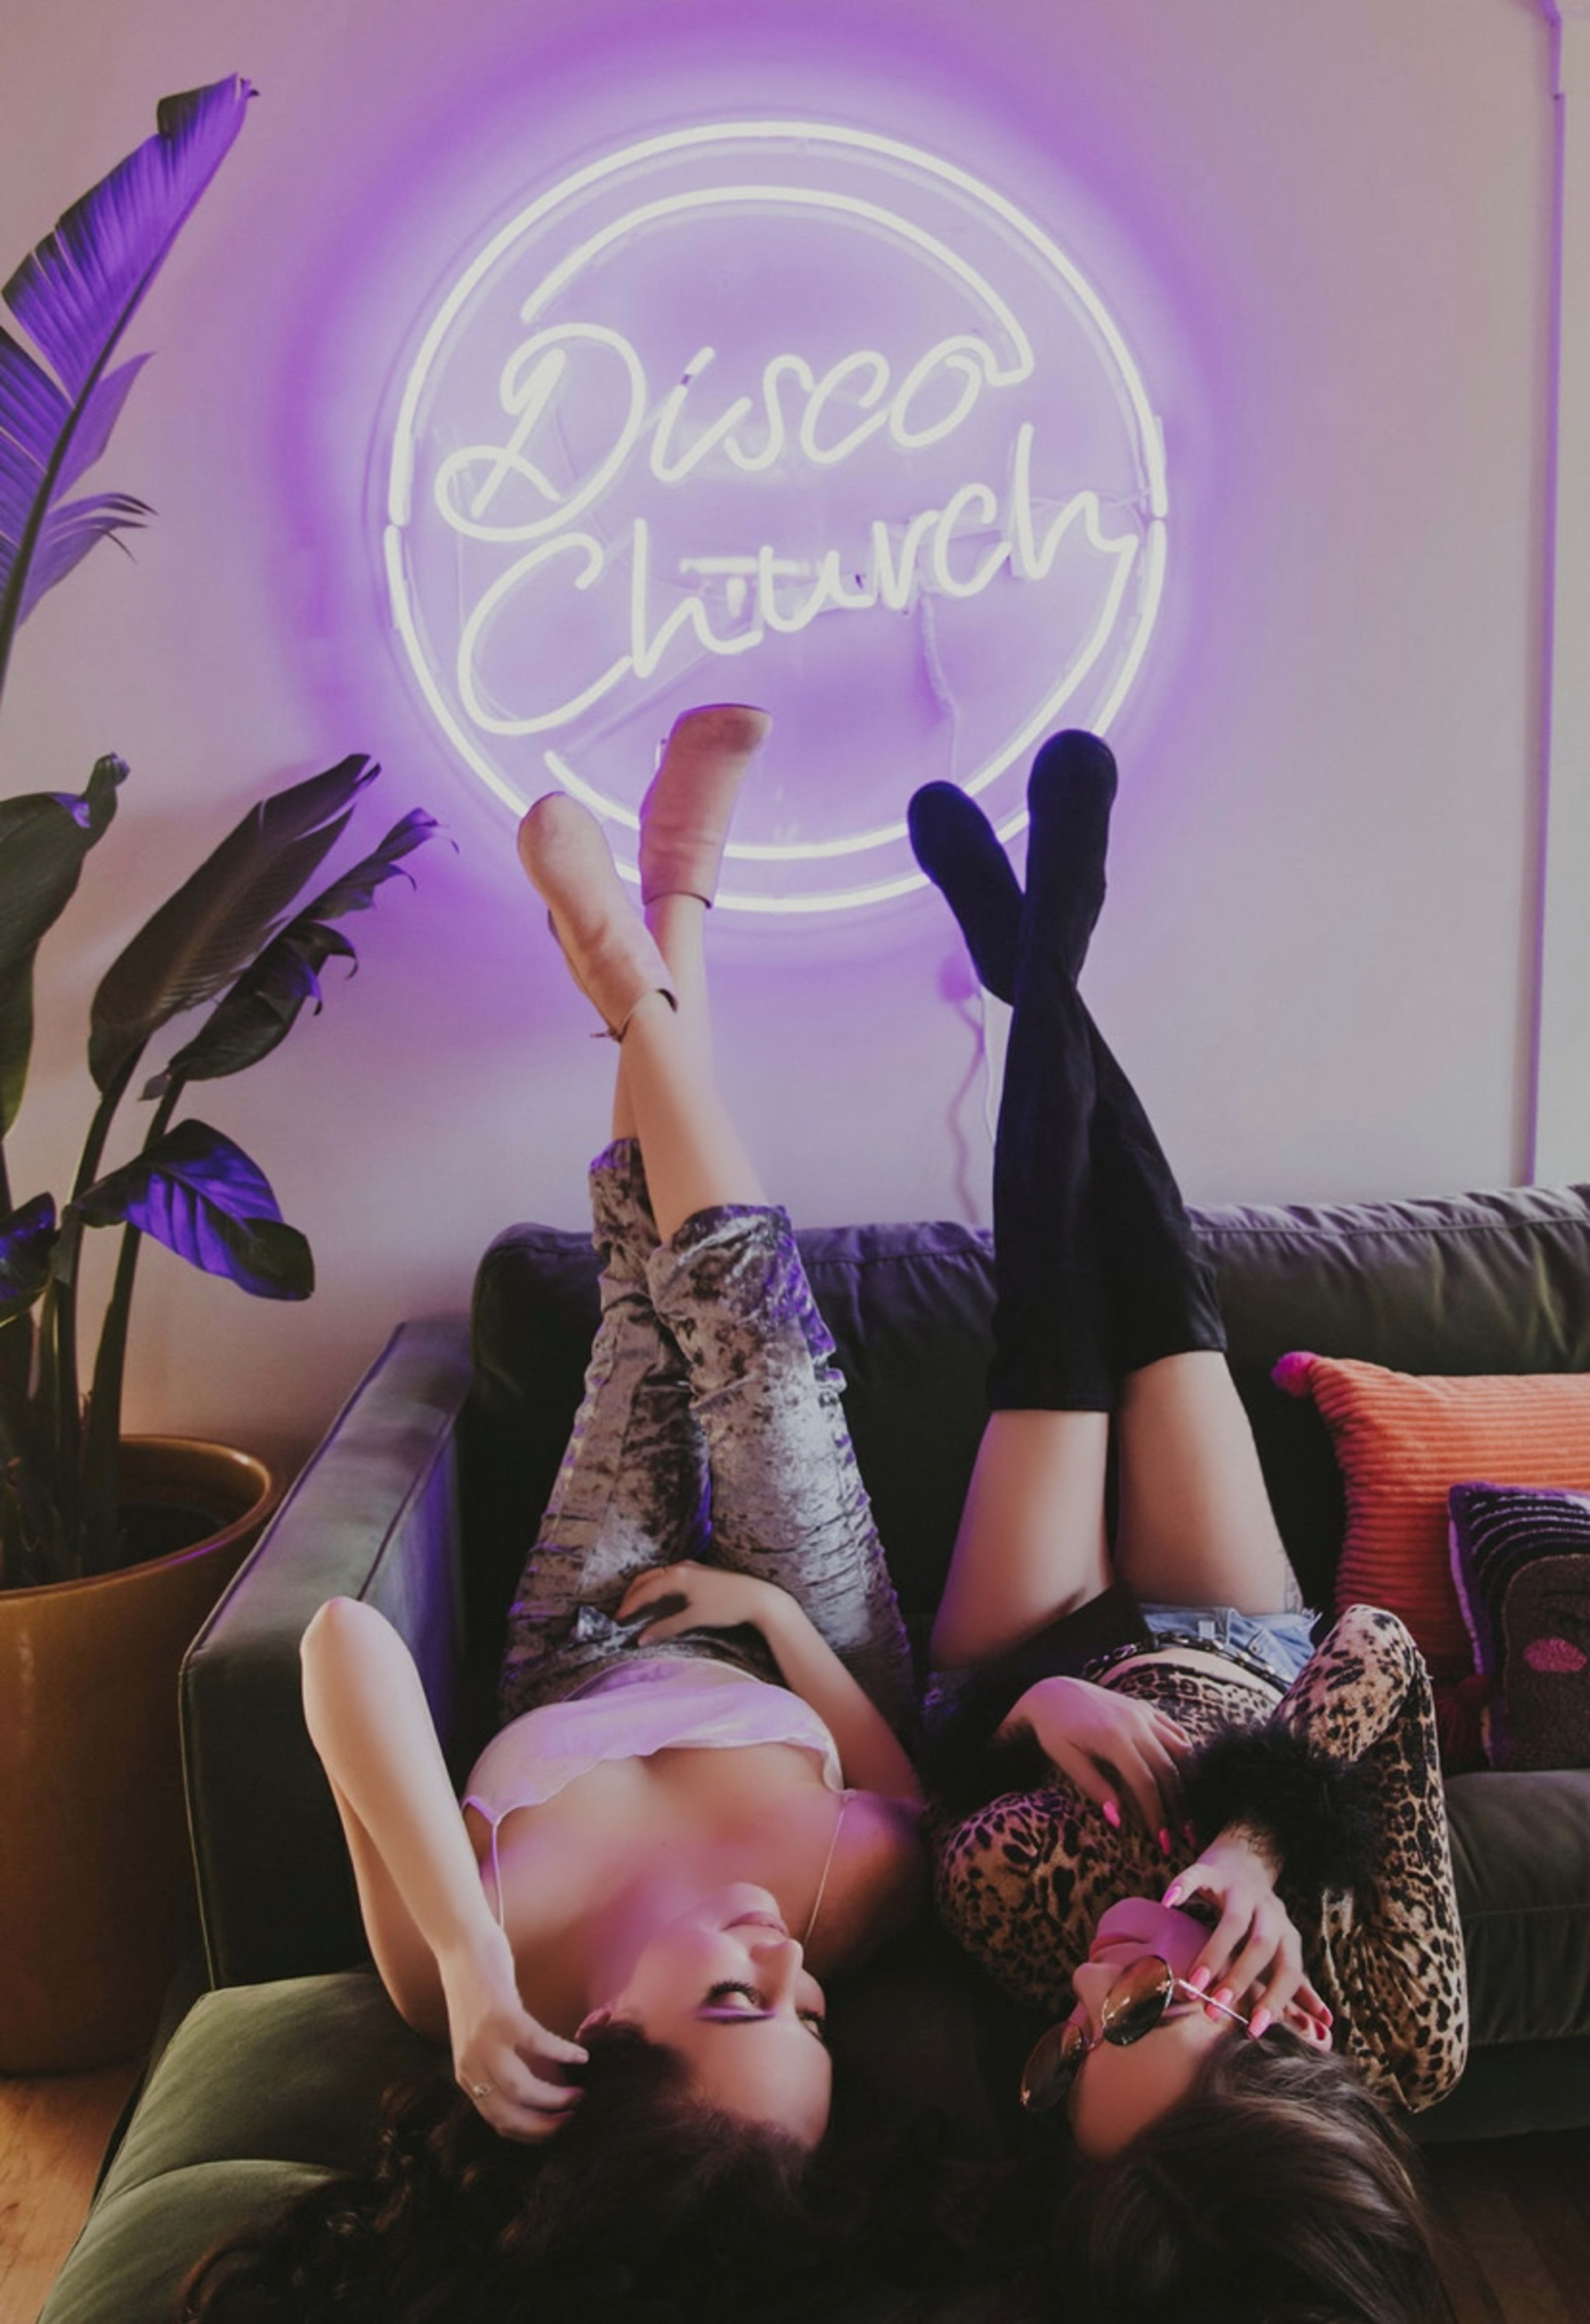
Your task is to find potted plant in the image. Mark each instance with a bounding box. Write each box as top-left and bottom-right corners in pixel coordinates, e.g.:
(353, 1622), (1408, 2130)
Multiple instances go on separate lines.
(0, 80), (439, 2068)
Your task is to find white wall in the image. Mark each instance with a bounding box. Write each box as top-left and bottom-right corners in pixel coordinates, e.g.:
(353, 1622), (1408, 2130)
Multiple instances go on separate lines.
(0, 0), (1560, 1478)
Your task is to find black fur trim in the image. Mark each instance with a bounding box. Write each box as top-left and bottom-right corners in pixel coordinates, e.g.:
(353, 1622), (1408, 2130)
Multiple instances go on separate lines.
(1178, 1719), (1380, 1896)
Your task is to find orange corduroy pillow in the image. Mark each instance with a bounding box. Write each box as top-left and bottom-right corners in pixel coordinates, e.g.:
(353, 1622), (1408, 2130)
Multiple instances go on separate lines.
(1272, 1353), (1590, 1683)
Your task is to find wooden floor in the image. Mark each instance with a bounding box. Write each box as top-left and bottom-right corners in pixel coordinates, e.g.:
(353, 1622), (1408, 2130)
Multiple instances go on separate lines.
(0, 2061), (139, 2324)
(1425, 2131), (1590, 2324)
(3, 2072), (1589, 2321)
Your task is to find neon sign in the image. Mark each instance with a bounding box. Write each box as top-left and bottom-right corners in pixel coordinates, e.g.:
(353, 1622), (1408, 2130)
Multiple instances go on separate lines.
(385, 122), (1167, 912)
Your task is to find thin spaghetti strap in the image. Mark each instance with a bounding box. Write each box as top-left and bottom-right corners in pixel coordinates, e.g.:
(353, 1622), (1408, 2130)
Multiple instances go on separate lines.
(488, 1818), (506, 1929)
(802, 1789), (851, 1948)
(464, 1796), (509, 1931)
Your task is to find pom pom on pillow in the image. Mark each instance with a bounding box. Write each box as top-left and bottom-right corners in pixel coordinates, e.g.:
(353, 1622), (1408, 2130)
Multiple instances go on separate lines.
(1449, 1481), (1590, 1770)
(1271, 1354), (1590, 1685)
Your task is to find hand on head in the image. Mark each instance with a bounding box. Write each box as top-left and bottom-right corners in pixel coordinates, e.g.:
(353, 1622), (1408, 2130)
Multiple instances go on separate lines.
(441, 1920), (588, 2143)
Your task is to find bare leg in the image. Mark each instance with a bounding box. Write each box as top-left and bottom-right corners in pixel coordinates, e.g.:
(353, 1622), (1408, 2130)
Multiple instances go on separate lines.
(533, 797), (911, 1721)
(611, 893), (713, 1142)
(619, 992), (763, 1244)
(1113, 1351), (1296, 1612)
(929, 1409), (1111, 1668)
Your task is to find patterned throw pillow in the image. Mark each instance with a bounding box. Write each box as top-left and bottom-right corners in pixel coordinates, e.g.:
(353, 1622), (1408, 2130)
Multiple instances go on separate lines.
(1449, 1481), (1590, 1770)
(1270, 1354), (1590, 1683)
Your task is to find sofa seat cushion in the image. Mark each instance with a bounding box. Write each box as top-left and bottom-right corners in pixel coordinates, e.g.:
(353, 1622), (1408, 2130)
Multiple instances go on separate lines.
(43, 1973), (440, 2324)
(1446, 1768), (1590, 2048)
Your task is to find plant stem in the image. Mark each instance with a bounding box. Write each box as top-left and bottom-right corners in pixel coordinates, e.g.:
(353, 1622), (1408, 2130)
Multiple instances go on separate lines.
(80, 1079), (180, 1573)
(47, 1054), (140, 1574)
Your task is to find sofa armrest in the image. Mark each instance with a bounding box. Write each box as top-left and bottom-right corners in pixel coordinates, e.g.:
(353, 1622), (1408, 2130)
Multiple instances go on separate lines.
(181, 1318), (474, 1989)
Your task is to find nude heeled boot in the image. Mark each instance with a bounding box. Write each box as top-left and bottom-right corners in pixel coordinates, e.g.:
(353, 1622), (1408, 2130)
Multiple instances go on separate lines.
(638, 704), (771, 907)
(518, 795), (677, 1039)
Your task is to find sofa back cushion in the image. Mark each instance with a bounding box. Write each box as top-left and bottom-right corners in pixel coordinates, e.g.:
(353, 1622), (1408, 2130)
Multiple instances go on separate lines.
(461, 1186), (1590, 1649)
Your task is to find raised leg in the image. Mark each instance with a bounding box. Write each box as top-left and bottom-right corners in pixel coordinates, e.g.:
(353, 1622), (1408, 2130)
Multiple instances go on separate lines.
(911, 732), (1303, 1668)
(497, 1139), (718, 1721)
(646, 1206), (917, 1729)
(928, 1408), (1111, 1668)
(518, 743), (913, 1726)
(1113, 1352), (1298, 1613)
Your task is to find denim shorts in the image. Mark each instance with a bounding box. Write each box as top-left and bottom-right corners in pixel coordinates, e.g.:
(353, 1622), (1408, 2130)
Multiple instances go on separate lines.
(1137, 1603), (1319, 1688)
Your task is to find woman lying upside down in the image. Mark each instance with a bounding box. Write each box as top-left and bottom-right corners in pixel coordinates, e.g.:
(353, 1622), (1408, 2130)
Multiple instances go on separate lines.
(910, 730), (1466, 2324)
(183, 709), (924, 2322)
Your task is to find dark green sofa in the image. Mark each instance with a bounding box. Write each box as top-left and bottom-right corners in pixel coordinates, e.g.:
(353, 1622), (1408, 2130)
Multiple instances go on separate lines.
(42, 1184), (1590, 2321)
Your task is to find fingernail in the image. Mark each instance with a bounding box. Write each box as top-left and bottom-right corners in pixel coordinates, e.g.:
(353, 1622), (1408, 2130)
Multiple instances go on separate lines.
(1102, 1800), (1121, 1829)
(1209, 1987), (1234, 2018)
(1158, 1827), (1172, 1857)
(1248, 2008), (1272, 2041)
(1188, 1965), (1212, 1993)
(1318, 2006), (1333, 2024)
(1183, 1822), (1197, 1847)
(1163, 1884), (1183, 1909)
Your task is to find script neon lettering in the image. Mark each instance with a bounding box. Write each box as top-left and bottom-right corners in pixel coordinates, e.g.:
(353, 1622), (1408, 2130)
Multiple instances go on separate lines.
(434, 324), (647, 542)
(870, 507), (943, 610)
(724, 354), (812, 474)
(387, 121), (1169, 912)
(458, 533), (630, 735)
(629, 517), (766, 676)
(930, 483), (1009, 598)
(451, 466), (1138, 733)
(890, 335), (990, 451)
(798, 351), (891, 466)
(651, 348), (757, 485)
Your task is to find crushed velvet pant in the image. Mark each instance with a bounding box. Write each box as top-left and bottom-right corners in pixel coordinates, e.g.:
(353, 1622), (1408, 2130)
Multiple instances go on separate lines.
(498, 1139), (915, 1730)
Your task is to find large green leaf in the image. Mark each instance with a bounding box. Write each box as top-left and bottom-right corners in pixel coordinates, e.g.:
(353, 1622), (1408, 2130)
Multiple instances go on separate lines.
(0, 754), (124, 1132)
(72, 1117), (313, 1299)
(149, 808), (441, 1090)
(88, 753), (378, 1094)
(0, 79), (253, 699)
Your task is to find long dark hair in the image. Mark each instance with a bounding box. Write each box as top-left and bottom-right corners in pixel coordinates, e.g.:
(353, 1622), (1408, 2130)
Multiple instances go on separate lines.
(180, 2021), (816, 2324)
(1048, 2029), (1455, 2324)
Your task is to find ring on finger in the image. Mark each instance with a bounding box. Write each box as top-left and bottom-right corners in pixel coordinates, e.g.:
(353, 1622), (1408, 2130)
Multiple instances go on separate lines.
(469, 2079), (494, 2100)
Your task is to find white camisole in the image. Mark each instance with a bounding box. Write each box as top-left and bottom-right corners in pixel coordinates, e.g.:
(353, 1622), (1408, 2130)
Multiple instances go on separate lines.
(462, 1656), (847, 1926)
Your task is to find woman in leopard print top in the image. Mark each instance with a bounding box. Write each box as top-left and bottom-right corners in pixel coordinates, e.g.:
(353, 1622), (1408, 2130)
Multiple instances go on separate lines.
(907, 736), (1465, 2324)
(930, 1601), (1467, 2117)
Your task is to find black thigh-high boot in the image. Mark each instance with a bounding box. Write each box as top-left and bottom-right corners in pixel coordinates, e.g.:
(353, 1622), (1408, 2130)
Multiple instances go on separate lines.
(913, 732), (1224, 1400)
(1021, 745), (1225, 1378)
(988, 937), (1115, 1411)
(1087, 1024), (1227, 1377)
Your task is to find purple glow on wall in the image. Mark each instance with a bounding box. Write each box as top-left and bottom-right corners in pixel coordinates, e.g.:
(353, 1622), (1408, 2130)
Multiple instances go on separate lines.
(382, 117), (1167, 912)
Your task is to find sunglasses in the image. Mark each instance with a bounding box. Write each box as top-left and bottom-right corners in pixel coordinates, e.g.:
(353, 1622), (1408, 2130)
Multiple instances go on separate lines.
(1019, 1954), (1255, 2112)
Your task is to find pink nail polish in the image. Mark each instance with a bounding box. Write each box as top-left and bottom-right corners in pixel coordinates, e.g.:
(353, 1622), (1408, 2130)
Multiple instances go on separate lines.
(1163, 1884), (1183, 1909)
(1158, 1827), (1172, 1857)
(1188, 1965), (1212, 1993)
(1212, 1988), (1234, 2013)
(1102, 1800), (1121, 1829)
(1248, 2009), (1272, 2040)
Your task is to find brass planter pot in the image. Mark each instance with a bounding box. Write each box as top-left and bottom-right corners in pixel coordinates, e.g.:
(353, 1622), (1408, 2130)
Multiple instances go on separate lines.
(0, 1439), (281, 2072)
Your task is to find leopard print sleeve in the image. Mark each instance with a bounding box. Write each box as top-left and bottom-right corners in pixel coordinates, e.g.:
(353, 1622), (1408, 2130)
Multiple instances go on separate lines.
(928, 1663), (1277, 2016)
(1274, 1605), (1469, 2112)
